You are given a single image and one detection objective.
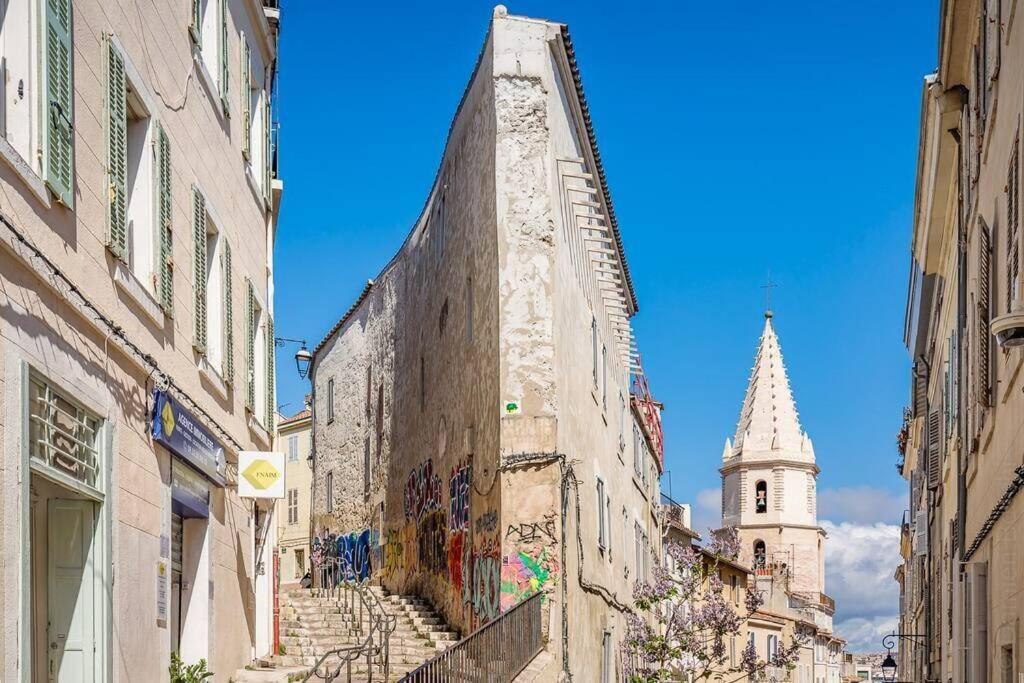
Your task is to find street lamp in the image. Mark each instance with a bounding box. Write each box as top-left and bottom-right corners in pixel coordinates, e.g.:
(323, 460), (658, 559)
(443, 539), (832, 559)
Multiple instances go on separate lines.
(879, 632), (926, 683)
(275, 337), (313, 379)
(881, 652), (897, 682)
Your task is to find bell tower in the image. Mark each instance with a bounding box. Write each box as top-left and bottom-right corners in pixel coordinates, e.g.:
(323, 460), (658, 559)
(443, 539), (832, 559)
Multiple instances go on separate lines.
(720, 312), (826, 596)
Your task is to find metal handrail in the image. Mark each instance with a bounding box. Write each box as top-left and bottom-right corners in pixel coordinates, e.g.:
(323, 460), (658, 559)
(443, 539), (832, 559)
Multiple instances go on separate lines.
(400, 591), (543, 682)
(302, 560), (395, 682)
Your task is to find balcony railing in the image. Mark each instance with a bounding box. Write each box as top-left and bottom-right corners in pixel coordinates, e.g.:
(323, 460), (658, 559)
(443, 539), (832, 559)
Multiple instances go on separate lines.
(400, 591), (543, 682)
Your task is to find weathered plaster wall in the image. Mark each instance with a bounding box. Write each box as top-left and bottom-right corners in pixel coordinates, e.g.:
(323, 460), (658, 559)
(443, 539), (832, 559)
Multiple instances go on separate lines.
(311, 30), (500, 636)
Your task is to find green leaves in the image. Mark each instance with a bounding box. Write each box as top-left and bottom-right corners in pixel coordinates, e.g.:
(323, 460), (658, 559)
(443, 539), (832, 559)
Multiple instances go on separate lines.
(169, 652), (214, 683)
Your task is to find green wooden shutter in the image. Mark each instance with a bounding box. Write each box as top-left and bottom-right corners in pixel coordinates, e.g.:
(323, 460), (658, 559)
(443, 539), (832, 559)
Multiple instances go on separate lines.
(241, 38), (251, 159)
(106, 40), (128, 259)
(192, 188), (207, 352)
(265, 316), (275, 430)
(223, 240), (234, 382)
(263, 99), (271, 200)
(219, 0), (229, 115)
(190, 0), (201, 45)
(245, 278), (255, 410)
(157, 124), (173, 314)
(43, 0), (73, 206)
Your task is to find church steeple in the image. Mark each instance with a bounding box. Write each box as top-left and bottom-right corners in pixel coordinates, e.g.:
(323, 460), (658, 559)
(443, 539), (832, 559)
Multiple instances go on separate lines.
(728, 314), (814, 462)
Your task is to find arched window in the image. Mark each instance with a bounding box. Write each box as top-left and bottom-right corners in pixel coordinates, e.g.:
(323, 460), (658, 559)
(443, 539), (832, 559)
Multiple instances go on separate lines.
(755, 480), (768, 513)
(753, 540), (766, 568)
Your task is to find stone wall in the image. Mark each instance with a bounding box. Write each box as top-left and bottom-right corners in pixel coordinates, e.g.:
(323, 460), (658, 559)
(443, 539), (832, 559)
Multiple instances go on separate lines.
(311, 29), (500, 636)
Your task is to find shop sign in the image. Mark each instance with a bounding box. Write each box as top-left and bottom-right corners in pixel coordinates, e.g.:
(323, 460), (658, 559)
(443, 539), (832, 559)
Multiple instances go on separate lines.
(238, 451), (286, 499)
(151, 389), (226, 486)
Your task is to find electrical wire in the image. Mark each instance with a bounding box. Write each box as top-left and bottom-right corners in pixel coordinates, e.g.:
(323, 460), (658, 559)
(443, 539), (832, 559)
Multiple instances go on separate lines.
(0, 208), (244, 453)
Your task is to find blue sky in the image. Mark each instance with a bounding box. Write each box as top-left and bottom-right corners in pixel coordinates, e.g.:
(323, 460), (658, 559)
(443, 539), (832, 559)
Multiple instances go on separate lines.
(273, 1), (937, 650)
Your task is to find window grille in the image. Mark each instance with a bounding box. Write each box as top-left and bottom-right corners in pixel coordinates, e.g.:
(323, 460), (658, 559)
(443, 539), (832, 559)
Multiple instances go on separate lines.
(28, 373), (101, 491)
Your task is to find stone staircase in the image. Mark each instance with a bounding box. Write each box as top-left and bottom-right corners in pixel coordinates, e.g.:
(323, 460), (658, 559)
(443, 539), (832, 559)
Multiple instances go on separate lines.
(232, 585), (460, 682)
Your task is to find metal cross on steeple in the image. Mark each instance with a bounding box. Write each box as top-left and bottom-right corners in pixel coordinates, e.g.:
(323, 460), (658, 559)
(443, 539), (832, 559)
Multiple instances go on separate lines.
(760, 273), (776, 319)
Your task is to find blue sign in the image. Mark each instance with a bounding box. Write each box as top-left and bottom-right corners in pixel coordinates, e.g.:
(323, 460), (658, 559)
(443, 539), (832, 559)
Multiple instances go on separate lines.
(151, 390), (226, 486)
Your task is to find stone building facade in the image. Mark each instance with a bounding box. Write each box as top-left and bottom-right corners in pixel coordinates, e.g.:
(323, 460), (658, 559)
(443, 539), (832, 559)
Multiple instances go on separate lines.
(310, 7), (664, 679)
(0, 0), (282, 680)
(899, 0), (1024, 681)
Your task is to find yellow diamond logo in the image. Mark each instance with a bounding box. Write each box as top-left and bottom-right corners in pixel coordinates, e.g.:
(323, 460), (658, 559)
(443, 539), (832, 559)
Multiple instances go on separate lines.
(161, 401), (176, 437)
(242, 459), (281, 490)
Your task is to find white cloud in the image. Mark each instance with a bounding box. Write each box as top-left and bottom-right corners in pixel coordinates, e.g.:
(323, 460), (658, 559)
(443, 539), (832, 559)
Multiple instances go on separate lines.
(822, 520), (901, 652)
(691, 487), (721, 536)
(834, 616), (899, 653)
(819, 486), (906, 525)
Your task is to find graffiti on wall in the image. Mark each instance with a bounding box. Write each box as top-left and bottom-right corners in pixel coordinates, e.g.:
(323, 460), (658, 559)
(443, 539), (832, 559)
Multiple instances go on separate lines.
(504, 517), (556, 544)
(418, 509), (448, 575)
(474, 509), (497, 534)
(312, 528), (373, 583)
(447, 529), (467, 593)
(448, 460), (472, 533)
(500, 546), (559, 610)
(471, 552), (501, 622)
(383, 528), (405, 579)
(404, 459), (442, 522)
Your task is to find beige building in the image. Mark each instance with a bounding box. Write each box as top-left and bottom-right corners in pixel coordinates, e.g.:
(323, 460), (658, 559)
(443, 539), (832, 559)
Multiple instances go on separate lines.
(899, 0), (1024, 681)
(276, 404), (311, 587)
(0, 0), (282, 680)
(309, 7), (664, 679)
(719, 313), (845, 683)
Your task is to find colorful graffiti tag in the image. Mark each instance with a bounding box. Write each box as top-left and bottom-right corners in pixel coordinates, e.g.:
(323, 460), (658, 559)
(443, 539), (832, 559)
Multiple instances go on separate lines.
(312, 528), (373, 584)
(500, 547), (559, 611)
(418, 509), (448, 575)
(447, 530), (466, 593)
(472, 553), (501, 622)
(448, 460), (471, 532)
(404, 459), (442, 521)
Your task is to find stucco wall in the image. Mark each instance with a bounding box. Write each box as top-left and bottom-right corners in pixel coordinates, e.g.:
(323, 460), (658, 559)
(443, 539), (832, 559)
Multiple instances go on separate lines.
(0, 1), (279, 680)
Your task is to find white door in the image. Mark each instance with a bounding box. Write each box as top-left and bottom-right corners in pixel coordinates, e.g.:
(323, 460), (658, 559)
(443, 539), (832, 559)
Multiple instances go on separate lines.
(48, 499), (95, 683)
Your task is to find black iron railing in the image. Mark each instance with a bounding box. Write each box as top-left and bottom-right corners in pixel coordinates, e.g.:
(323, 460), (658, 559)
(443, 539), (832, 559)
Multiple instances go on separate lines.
(400, 591), (543, 682)
(302, 560), (395, 682)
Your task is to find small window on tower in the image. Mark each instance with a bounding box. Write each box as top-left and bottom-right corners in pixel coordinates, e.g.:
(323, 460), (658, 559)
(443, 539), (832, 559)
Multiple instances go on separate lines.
(753, 540), (766, 569)
(755, 480), (768, 514)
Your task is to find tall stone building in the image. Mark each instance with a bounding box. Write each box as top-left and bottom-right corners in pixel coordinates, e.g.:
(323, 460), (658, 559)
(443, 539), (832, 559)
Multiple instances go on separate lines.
(898, 0), (1024, 680)
(0, 0), (282, 680)
(309, 7), (664, 679)
(720, 313), (844, 682)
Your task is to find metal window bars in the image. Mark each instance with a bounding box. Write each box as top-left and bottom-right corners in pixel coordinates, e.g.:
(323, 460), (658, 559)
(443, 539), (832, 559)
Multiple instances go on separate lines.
(28, 374), (100, 489)
(400, 590), (543, 683)
(303, 559), (395, 682)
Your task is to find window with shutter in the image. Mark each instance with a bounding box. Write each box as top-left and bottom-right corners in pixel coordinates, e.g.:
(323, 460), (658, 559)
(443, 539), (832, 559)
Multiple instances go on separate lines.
(241, 37), (251, 159)
(265, 315), (275, 430)
(192, 188), (208, 352)
(1008, 144), (1020, 312)
(107, 39), (159, 290)
(43, 0), (74, 206)
(978, 220), (992, 412)
(927, 409), (942, 489)
(190, 0), (202, 45)
(157, 124), (173, 314)
(223, 240), (233, 382)
(245, 279), (255, 410)
(219, 0), (229, 115)
(106, 41), (128, 259)
(263, 99), (272, 200)
(596, 478), (606, 550)
(913, 361), (928, 419)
